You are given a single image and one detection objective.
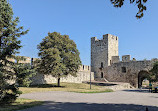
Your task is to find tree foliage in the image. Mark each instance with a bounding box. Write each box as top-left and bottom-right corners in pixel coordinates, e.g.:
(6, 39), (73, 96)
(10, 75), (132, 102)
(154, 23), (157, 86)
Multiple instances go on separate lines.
(110, 0), (147, 19)
(150, 62), (158, 82)
(0, 0), (28, 104)
(37, 32), (81, 86)
(14, 56), (36, 87)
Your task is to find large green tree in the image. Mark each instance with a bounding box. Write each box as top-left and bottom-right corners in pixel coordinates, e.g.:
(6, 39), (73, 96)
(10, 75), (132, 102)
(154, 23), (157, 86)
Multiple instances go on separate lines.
(37, 32), (81, 87)
(0, 0), (28, 104)
(110, 0), (147, 19)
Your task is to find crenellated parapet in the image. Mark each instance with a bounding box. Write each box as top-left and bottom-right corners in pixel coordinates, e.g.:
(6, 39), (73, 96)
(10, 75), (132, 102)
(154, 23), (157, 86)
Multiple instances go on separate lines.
(111, 56), (120, 64)
(79, 65), (91, 71)
(9, 56), (92, 72)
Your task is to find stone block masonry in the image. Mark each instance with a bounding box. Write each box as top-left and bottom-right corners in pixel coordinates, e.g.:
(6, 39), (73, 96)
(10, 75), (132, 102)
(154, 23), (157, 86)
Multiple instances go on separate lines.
(8, 56), (94, 84)
(31, 68), (94, 85)
(91, 34), (158, 87)
(91, 34), (118, 78)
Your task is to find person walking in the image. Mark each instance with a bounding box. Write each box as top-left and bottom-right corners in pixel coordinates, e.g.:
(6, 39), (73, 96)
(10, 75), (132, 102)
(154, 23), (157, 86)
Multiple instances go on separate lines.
(149, 82), (152, 93)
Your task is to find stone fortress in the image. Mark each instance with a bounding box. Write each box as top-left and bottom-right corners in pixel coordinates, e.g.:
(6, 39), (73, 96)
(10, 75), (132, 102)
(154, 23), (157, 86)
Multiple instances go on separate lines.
(91, 34), (158, 88)
(32, 64), (94, 85)
(9, 56), (94, 84)
(12, 33), (157, 88)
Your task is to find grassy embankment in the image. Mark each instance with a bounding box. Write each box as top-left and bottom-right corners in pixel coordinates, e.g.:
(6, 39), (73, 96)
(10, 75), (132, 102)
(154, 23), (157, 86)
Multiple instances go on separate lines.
(20, 82), (113, 94)
(0, 98), (43, 111)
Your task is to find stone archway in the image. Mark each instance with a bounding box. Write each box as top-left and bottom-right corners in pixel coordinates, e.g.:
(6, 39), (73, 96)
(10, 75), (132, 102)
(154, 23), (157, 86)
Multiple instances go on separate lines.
(138, 70), (150, 88)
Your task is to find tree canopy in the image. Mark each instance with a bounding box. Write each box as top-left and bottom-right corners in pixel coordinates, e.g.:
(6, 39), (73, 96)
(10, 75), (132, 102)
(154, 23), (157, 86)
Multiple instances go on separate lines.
(13, 56), (36, 87)
(37, 32), (81, 86)
(0, 0), (28, 104)
(150, 62), (158, 82)
(110, 0), (147, 19)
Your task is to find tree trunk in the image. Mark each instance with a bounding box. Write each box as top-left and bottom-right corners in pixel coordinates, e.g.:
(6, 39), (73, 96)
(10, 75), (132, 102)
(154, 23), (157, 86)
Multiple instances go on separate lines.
(57, 77), (60, 87)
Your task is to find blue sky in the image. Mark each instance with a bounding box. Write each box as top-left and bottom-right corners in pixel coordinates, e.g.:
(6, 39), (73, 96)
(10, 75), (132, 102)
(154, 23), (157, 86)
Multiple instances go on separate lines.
(10, 0), (158, 65)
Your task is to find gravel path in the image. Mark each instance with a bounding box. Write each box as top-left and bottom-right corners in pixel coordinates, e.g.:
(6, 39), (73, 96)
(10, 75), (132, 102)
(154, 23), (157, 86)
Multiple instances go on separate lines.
(19, 89), (158, 111)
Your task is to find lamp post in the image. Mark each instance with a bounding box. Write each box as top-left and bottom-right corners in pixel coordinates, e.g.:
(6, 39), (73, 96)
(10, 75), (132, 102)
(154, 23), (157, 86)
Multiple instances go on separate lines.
(90, 38), (92, 89)
(90, 71), (91, 89)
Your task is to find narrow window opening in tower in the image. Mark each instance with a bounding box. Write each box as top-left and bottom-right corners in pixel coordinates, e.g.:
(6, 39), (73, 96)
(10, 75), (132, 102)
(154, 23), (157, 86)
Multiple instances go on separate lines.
(101, 72), (103, 78)
(83, 65), (84, 70)
(116, 37), (117, 40)
(88, 66), (89, 70)
(101, 62), (103, 68)
(122, 67), (126, 73)
(110, 60), (112, 65)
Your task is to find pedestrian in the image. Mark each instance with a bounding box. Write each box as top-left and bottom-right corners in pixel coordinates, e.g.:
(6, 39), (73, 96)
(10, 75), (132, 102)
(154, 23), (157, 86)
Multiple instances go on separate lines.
(149, 82), (152, 93)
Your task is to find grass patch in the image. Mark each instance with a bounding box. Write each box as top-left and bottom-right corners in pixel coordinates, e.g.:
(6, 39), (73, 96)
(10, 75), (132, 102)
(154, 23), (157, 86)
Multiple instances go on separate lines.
(20, 82), (113, 94)
(0, 98), (43, 111)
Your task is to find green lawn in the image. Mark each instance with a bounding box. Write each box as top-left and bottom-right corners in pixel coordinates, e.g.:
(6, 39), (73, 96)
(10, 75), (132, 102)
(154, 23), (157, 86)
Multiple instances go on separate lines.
(20, 82), (113, 94)
(0, 98), (43, 111)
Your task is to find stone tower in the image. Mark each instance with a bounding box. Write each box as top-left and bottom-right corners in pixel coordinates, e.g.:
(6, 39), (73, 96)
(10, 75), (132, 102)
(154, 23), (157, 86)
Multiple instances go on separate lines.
(91, 34), (118, 79)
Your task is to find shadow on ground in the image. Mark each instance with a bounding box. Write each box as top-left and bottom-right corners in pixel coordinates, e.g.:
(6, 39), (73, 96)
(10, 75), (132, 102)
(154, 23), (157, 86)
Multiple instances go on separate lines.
(0, 101), (42, 111)
(29, 84), (65, 88)
(123, 89), (158, 93)
(85, 82), (117, 86)
(21, 101), (158, 111)
(123, 89), (150, 93)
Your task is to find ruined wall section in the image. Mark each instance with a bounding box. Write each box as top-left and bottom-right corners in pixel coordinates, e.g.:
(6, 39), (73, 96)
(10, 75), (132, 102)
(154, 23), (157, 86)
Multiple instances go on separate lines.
(104, 60), (154, 87)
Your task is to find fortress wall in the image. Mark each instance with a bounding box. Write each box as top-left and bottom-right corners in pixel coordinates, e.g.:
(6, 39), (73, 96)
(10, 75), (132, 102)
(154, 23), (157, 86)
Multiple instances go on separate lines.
(104, 60), (154, 87)
(19, 57), (31, 63)
(31, 71), (94, 85)
(8, 56), (94, 85)
(7, 56), (32, 64)
(31, 64), (94, 85)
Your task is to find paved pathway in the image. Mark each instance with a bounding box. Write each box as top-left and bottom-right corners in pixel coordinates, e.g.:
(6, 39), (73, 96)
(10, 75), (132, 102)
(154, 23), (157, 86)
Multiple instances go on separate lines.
(19, 89), (158, 111)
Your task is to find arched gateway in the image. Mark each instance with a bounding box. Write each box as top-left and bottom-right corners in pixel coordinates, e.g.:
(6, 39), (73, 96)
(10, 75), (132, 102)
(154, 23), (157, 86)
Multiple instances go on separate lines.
(94, 60), (155, 88)
(138, 70), (150, 88)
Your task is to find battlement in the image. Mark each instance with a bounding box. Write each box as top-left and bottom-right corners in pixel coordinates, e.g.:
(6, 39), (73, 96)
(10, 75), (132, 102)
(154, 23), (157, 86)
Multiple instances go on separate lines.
(91, 37), (97, 42)
(7, 56), (32, 63)
(103, 34), (118, 41)
(8, 56), (91, 72)
(91, 34), (118, 43)
(111, 56), (120, 64)
(111, 55), (135, 64)
(79, 65), (91, 71)
(111, 55), (158, 65)
(122, 55), (131, 62)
